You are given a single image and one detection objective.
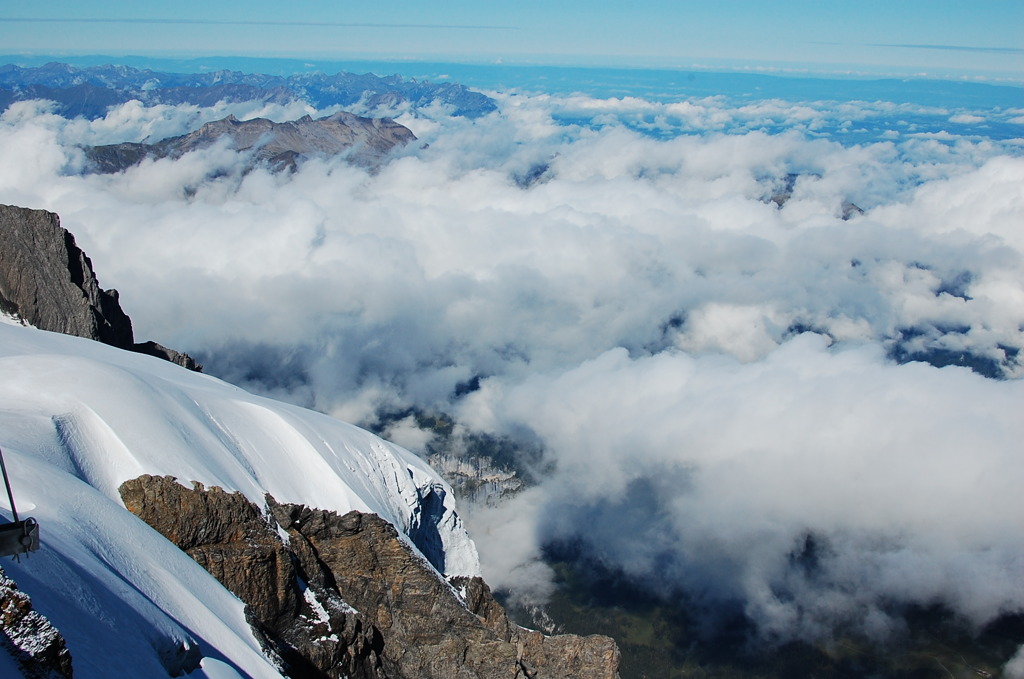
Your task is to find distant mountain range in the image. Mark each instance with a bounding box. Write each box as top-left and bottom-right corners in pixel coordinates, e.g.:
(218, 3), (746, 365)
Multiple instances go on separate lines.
(0, 61), (497, 119)
(84, 111), (417, 172)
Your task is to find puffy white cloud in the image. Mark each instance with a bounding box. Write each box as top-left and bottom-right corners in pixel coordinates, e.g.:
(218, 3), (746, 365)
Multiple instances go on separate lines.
(1007, 647), (1024, 679)
(382, 415), (438, 454)
(458, 336), (1024, 639)
(674, 302), (786, 361)
(1, 90), (1022, 643)
(461, 487), (557, 606)
(950, 113), (985, 124)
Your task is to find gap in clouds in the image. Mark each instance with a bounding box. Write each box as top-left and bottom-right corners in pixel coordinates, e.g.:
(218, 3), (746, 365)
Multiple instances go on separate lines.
(2, 83), (1023, 675)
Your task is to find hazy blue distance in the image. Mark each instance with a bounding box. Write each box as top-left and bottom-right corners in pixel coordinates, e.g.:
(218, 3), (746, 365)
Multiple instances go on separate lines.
(1, 0), (1022, 82)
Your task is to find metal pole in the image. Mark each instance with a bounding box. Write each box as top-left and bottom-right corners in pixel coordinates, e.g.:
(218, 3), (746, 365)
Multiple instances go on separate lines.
(0, 444), (19, 524)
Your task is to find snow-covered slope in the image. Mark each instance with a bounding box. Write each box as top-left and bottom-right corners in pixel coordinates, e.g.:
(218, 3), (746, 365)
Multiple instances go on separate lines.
(0, 316), (479, 678)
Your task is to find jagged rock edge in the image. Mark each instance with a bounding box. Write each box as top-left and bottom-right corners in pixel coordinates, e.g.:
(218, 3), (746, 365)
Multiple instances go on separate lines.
(119, 474), (620, 679)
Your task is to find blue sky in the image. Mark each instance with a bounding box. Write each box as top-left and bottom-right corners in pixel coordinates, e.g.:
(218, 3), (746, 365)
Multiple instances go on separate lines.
(1, 0), (1022, 80)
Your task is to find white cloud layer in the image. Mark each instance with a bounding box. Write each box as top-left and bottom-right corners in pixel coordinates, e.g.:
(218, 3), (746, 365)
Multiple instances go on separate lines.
(458, 337), (1024, 640)
(1, 90), (1023, 650)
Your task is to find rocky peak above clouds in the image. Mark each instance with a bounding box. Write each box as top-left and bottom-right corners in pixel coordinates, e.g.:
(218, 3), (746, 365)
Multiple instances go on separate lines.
(84, 110), (417, 173)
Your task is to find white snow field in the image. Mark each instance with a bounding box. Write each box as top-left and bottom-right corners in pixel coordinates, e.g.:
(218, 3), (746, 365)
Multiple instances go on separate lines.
(0, 317), (479, 678)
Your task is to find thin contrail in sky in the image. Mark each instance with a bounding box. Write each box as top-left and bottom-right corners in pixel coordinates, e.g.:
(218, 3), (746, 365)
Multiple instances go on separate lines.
(871, 43), (1023, 54)
(808, 41), (1023, 55)
(0, 17), (518, 30)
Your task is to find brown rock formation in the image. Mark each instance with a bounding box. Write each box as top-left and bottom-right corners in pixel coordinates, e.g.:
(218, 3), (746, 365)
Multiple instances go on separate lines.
(268, 502), (519, 679)
(0, 566), (74, 679)
(455, 576), (620, 679)
(120, 476), (385, 679)
(0, 204), (200, 370)
(119, 474), (620, 679)
(85, 111), (417, 174)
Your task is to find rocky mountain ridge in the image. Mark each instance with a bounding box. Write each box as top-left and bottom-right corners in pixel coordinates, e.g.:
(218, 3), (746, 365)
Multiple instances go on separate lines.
(120, 475), (619, 679)
(0, 62), (497, 119)
(84, 110), (417, 173)
(0, 204), (200, 369)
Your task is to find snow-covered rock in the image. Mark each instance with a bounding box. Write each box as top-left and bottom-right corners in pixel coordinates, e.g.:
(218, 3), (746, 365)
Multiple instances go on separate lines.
(0, 317), (480, 678)
(0, 565), (72, 678)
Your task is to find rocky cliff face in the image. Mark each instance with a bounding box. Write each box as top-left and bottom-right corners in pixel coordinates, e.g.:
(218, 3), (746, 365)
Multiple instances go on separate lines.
(0, 204), (199, 370)
(119, 475), (385, 678)
(120, 474), (620, 679)
(0, 567), (73, 679)
(85, 111), (417, 174)
(0, 204), (132, 348)
(426, 453), (526, 507)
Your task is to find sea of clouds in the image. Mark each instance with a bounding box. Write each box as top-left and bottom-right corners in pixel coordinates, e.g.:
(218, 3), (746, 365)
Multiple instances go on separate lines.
(1, 87), (1023, 661)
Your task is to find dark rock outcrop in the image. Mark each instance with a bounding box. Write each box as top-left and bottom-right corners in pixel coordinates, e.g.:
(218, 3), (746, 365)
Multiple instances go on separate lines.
(131, 340), (201, 371)
(0, 566), (74, 679)
(763, 173), (864, 220)
(841, 200), (865, 220)
(84, 111), (417, 174)
(0, 204), (132, 347)
(119, 474), (620, 679)
(0, 204), (200, 370)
